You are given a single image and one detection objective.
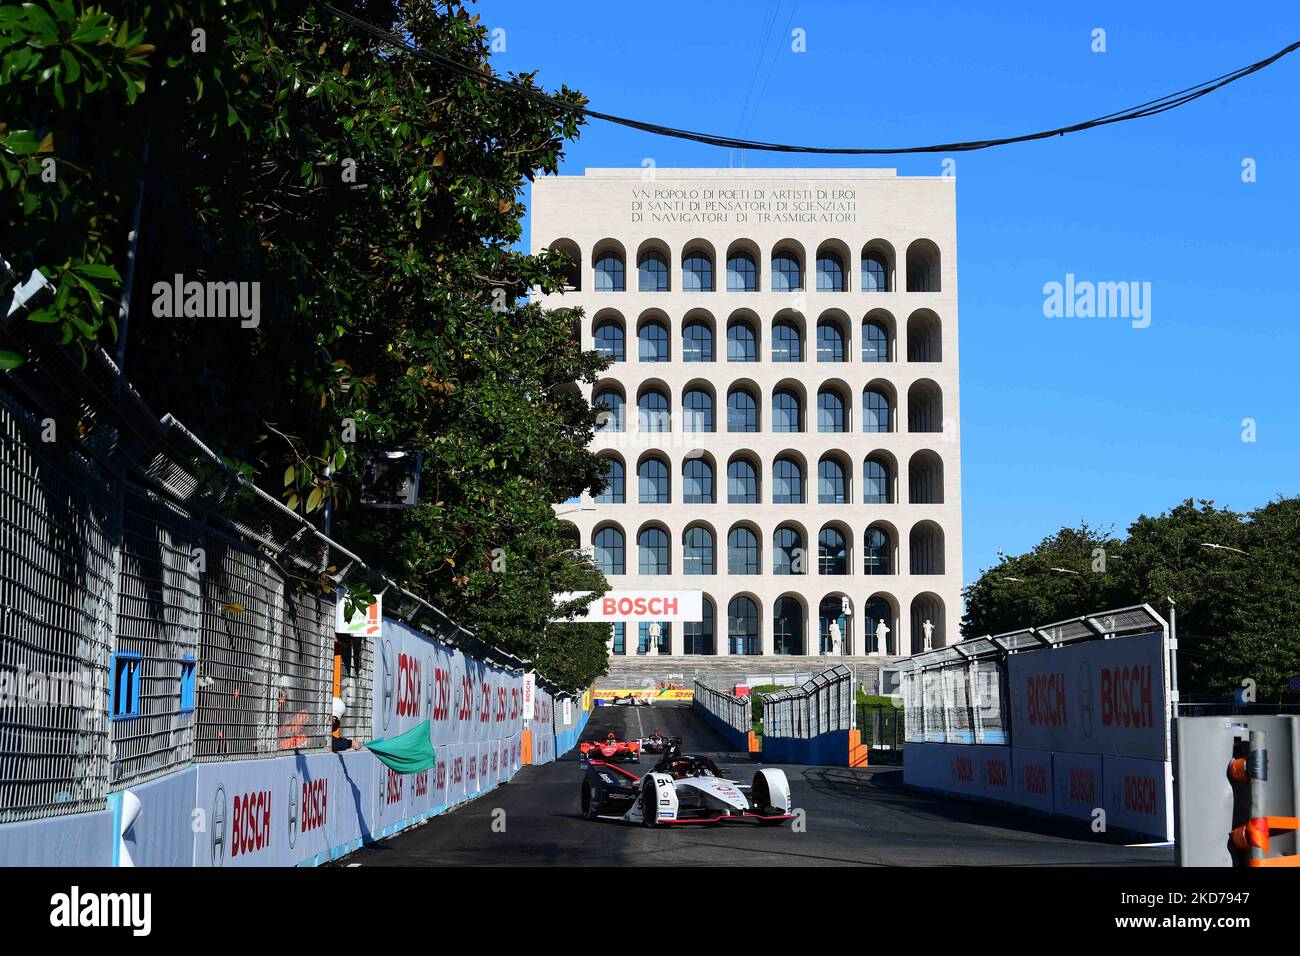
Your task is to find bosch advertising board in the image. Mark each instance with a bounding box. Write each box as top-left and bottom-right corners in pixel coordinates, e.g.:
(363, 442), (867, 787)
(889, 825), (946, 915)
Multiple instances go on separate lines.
(1008, 631), (1167, 760)
(554, 589), (703, 623)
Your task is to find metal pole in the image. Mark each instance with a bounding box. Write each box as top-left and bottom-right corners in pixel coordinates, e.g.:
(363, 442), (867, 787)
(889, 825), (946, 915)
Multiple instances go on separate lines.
(1167, 597), (1179, 724)
(1248, 730), (1267, 865)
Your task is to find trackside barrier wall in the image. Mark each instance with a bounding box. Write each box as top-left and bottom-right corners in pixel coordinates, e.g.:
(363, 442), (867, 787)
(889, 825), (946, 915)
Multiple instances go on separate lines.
(898, 606), (1173, 841)
(552, 689), (593, 757)
(0, 331), (578, 866)
(692, 678), (750, 750)
(759, 666), (855, 765)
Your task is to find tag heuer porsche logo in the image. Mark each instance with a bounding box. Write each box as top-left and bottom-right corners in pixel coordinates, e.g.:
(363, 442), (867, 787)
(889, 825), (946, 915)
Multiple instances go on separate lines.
(210, 786), (227, 867)
(380, 639), (394, 730)
(287, 774), (299, 849)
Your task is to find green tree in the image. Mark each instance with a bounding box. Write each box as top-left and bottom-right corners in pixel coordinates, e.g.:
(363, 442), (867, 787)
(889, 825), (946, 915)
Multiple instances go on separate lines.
(964, 499), (1300, 701)
(2, 0), (612, 687)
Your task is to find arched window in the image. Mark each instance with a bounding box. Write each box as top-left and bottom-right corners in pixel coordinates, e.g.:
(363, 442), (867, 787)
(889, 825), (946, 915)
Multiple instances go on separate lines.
(683, 457), (714, 504)
(638, 320), (669, 362)
(727, 388), (758, 432)
(774, 597), (804, 655)
(906, 240), (940, 292)
(861, 253), (889, 292)
(594, 527), (624, 574)
(863, 457), (892, 504)
(638, 457), (669, 503)
(863, 388), (891, 433)
(727, 253), (757, 292)
(909, 451), (944, 504)
(594, 320), (624, 361)
(683, 526), (715, 575)
(864, 527), (892, 575)
(817, 388), (846, 433)
(727, 458), (758, 503)
(595, 458), (624, 504)
(595, 252), (625, 292)
(818, 458), (847, 504)
(611, 623), (625, 655)
(727, 320), (757, 362)
(772, 320), (802, 362)
(910, 522), (945, 574)
(683, 388), (714, 432)
(728, 596), (759, 655)
(638, 389), (669, 432)
(818, 527), (848, 575)
(819, 597), (850, 653)
(816, 320), (845, 362)
(638, 251), (669, 292)
(773, 527), (804, 575)
(639, 622), (670, 654)
(816, 254), (845, 292)
(772, 388), (802, 433)
(683, 252), (713, 292)
(727, 528), (759, 575)
(772, 457), (804, 504)
(772, 252), (802, 292)
(682, 321), (714, 362)
(594, 389), (624, 432)
(862, 320), (890, 362)
(638, 527), (670, 575)
(683, 598), (714, 654)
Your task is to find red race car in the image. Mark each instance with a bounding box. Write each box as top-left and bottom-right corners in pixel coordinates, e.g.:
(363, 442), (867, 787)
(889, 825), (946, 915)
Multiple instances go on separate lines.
(579, 732), (641, 764)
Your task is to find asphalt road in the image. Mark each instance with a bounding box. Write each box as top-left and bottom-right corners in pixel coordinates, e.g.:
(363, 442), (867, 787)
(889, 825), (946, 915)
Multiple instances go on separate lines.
(339, 703), (1174, 866)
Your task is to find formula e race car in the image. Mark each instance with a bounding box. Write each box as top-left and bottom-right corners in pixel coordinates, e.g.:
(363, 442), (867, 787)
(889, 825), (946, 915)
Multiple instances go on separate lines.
(638, 732), (680, 755)
(578, 733), (641, 764)
(580, 748), (793, 826)
(609, 693), (650, 707)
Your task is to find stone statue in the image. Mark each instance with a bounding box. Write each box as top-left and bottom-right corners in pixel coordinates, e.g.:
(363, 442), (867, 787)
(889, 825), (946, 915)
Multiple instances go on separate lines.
(875, 620), (890, 656)
(922, 619), (935, 651)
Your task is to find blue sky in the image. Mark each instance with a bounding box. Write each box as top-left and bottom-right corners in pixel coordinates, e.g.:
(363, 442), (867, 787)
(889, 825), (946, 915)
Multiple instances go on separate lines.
(483, 0), (1300, 588)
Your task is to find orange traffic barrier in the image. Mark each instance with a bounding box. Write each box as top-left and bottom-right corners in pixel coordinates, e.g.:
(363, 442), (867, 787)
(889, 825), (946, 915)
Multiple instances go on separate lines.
(521, 729), (533, 766)
(748, 730), (760, 753)
(1231, 816), (1300, 866)
(848, 729), (869, 767)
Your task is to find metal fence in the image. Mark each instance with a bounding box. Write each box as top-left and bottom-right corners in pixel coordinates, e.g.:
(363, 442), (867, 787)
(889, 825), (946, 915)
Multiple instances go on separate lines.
(857, 703), (903, 751)
(0, 327), (519, 824)
(692, 677), (750, 735)
(761, 665), (855, 740)
(896, 605), (1166, 746)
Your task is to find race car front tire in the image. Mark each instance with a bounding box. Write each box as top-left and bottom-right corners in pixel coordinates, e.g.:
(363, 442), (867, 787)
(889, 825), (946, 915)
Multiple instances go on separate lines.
(581, 782), (600, 821)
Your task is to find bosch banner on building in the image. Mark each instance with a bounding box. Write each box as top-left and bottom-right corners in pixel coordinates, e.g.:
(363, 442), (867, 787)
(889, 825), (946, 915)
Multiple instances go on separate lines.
(554, 590), (703, 623)
(1008, 631), (1168, 760)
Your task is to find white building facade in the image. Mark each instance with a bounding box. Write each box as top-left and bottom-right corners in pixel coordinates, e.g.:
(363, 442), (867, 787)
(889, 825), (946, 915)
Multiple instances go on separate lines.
(534, 168), (962, 660)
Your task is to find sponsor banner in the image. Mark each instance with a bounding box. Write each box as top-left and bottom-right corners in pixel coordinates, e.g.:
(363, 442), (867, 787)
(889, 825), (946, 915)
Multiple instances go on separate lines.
(1104, 754), (1172, 840)
(902, 742), (1013, 803)
(981, 748), (1014, 800)
(594, 688), (694, 701)
(1052, 751), (1103, 821)
(337, 590), (382, 636)
(521, 672), (535, 721)
(194, 751), (377, 868)
(1008, 631), (1167, 760)
(555, 589), (703, 623)
(1012, 748), (1055, 813)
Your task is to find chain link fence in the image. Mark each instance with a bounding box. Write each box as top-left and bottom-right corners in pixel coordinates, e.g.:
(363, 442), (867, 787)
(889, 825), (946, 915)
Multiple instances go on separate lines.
(0, 328), (509, 824)
(692, 677), (750, 736)
(761, 665), (855, 740)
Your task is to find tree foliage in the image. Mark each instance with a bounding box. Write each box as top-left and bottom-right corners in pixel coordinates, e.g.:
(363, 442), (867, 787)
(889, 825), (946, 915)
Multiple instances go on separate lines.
(2, 0), (612, 687)
(963, 498), (1300, 701)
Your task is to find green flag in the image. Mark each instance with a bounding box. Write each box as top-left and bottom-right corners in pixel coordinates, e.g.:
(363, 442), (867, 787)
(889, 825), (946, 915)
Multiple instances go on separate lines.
(364, 720), (437, 774)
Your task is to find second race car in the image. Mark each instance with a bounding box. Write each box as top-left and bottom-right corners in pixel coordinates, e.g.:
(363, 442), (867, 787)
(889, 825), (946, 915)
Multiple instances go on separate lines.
(578, 732), (641, 764)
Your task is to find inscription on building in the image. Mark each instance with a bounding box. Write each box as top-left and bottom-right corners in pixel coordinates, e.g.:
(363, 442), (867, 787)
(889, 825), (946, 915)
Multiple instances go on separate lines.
(630, 186), (858, 224)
